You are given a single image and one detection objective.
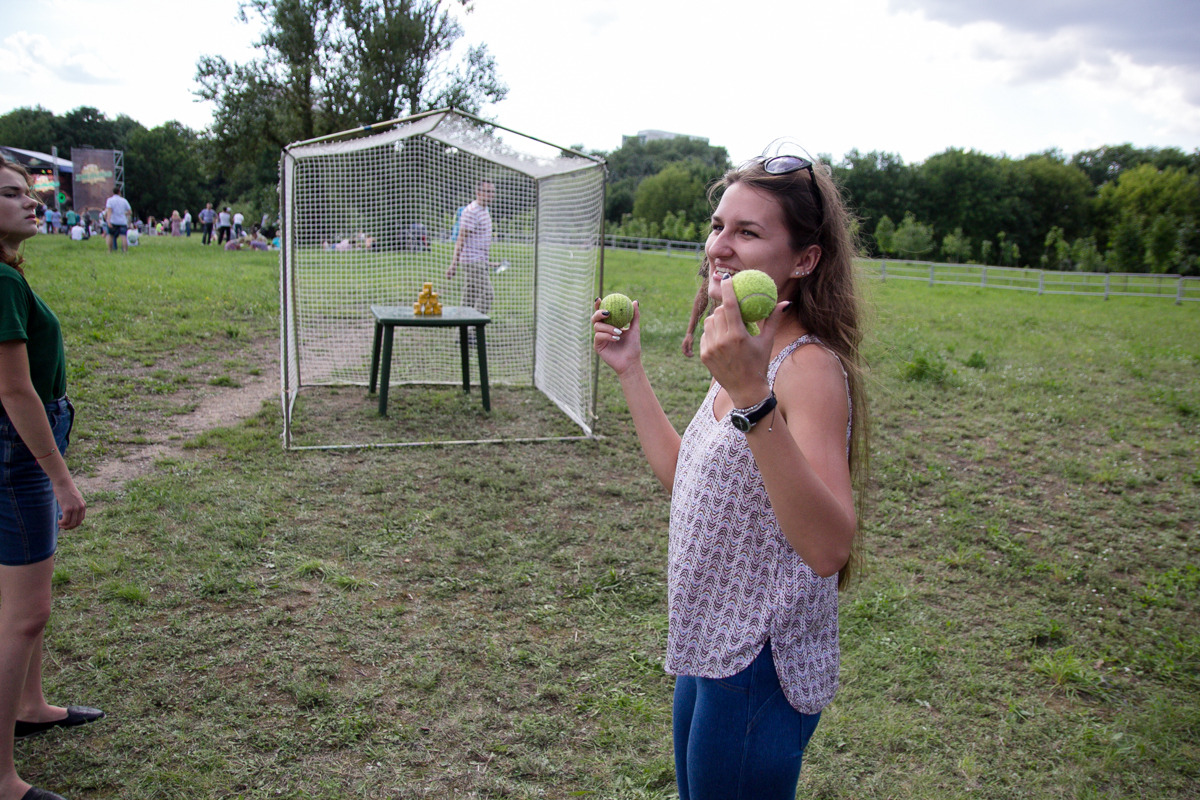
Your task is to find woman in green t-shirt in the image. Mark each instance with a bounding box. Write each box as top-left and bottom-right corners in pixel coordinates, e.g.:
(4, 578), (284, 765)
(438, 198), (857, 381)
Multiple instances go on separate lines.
(0, 156), (102, 800)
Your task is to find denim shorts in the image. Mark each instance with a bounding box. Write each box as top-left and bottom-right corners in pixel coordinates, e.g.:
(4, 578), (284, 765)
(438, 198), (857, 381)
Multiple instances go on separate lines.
(0, 397), (74, 566)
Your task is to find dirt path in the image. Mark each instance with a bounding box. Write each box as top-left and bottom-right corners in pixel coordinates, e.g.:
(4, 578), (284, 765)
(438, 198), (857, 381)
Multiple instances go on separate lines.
(75, 337), (279, 495)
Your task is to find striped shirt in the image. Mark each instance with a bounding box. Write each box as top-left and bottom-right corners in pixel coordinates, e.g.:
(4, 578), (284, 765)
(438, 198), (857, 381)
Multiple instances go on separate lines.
(456, 201), (492, 264)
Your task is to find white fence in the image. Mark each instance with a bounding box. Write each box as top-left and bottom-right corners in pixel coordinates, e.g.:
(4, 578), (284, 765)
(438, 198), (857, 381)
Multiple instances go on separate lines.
(865, 259), (1200, 304)
(602, 234), (1200, 304)
(605, 234), (703, 258)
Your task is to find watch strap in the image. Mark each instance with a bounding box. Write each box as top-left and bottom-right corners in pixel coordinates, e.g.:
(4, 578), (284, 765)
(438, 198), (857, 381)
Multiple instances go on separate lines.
(730, 392), (777, 432)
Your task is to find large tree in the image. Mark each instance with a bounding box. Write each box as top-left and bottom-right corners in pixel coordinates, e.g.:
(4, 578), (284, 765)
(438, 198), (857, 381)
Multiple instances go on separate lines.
(913, 149), (1028, 249)
(0, 107), (60, 153)
(632, 160), (723, 230)
(0, 105), (141, 154)
(833, 149), (916, 252)
(601, 136), (730, 223)
(339, 0), (506, 124)
(1097, 164), (1200, 273)
(1020, 152), (1094, 244)
(195, 0), (506, 206)
(124, 122), (208, 221)
(196, 0), (505, 146)
(1071, 144), (1199, 189)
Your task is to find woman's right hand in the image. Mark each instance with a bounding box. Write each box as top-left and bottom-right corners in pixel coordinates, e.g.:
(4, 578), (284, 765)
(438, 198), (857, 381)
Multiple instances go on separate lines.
(51, 474), (86, 530)
(592, 298), (642, 376)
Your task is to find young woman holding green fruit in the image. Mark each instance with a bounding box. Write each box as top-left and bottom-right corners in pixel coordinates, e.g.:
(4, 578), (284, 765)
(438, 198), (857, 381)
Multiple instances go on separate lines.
(592, 151), (868, 800)
(0, 155), (103, 800)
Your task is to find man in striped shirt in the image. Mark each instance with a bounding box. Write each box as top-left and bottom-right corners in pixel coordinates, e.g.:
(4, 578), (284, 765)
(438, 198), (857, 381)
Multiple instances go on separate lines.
(446, 180), (496, 314)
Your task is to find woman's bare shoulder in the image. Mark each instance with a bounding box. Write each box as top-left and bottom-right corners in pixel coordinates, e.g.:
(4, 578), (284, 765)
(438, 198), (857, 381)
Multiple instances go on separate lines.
(775, 342), (848, 417)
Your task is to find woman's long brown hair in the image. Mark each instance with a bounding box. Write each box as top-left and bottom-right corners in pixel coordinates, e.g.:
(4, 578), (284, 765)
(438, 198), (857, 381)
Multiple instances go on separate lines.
(707, 158), (871, 590)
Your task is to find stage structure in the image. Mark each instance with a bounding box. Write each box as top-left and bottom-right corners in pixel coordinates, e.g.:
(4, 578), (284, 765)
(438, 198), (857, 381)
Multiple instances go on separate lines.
(0, 146), (72, 207)
(279, 108), (607, 449)
(70, 148), (121, 216)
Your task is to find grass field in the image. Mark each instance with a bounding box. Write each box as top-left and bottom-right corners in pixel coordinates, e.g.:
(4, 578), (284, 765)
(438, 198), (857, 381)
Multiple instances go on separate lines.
(12, 235), (1200, 799)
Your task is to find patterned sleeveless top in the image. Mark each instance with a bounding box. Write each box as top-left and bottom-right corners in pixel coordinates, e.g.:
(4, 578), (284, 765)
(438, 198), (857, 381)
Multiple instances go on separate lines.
(665, 334), (850, 714)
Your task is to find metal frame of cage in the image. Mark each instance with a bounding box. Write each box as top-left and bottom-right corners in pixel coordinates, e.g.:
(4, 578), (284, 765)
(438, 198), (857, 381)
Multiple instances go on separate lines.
(279, 107), (607, 449)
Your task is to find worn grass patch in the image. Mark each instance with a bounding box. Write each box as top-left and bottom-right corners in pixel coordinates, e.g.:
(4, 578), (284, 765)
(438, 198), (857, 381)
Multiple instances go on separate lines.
(15, 236), (1200, 798)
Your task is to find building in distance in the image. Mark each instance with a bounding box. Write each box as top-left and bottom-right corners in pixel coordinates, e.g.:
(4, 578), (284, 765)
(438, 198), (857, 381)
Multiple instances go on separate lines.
(622, 129), (709, 146)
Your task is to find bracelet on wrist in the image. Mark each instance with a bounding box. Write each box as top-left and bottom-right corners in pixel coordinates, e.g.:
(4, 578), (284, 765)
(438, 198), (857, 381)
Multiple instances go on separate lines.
(34, 449), (57, 460)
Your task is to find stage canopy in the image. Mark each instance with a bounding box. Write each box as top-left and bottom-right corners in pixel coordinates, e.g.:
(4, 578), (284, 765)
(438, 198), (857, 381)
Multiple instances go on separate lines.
(0, 146), (73, 174)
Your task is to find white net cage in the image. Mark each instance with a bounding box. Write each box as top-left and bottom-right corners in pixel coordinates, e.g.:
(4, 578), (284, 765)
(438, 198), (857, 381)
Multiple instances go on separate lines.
(280, 109), (606, 448)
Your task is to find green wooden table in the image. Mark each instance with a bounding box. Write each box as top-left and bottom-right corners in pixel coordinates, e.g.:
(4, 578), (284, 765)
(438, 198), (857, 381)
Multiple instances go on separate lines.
(368, 305), (491, 415)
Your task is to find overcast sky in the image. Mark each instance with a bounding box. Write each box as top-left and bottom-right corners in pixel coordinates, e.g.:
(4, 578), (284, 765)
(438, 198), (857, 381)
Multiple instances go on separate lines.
(2, 0), (1198, 165)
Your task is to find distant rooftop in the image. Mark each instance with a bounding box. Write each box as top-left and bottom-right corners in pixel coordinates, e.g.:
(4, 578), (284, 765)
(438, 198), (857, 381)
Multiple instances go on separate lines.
(622, 129), (709, 146)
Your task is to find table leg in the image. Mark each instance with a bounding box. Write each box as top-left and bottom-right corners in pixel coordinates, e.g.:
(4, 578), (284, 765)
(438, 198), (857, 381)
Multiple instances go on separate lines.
(476, 324), (490, 412)
(459, 325), (471, 394)
(369, 321), (383, 393)
(378, 324), (394, 416)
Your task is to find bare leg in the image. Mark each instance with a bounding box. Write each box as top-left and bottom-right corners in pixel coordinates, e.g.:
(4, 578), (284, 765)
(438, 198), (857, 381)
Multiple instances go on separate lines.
(682, 279), (710, 358)
(16, 630), (65, 725)
(0, 557), (56, 800)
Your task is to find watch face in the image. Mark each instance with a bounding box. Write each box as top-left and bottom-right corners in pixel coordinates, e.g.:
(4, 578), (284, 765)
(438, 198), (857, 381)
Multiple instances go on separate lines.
(730, 413), (752, 432)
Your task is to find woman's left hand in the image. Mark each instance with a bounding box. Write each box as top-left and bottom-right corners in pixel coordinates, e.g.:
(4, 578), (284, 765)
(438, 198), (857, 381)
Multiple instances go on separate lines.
(51, 474), (86, 530)
(699, 273), (789, 408)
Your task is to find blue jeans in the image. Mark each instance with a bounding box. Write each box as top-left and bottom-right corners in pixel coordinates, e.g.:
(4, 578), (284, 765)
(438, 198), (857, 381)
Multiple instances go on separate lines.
(0, 397), (73, 565)
(673, 641), (821, 800)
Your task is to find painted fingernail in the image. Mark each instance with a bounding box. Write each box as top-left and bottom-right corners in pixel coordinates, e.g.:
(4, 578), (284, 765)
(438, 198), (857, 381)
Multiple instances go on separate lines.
(600, 310), (610, 317)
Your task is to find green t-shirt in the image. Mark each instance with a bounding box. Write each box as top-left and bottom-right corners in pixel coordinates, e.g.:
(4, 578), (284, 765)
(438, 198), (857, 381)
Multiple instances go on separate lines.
(0, 263), (67, 404)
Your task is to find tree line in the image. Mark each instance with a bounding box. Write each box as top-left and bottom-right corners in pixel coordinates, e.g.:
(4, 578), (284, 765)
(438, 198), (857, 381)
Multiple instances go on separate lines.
(0, 105), (212, 225)
(837, 146), (1200, 274)
(598, 138), (1200, 275)
(3, 0), (1195, 274)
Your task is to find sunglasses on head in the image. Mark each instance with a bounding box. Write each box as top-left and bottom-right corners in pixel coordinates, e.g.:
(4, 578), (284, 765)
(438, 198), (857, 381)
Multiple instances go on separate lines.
(760, 155), (825, 228)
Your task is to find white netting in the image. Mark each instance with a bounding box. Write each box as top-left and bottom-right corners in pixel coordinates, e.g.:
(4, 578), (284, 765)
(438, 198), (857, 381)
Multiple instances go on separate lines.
(280, 110), (605, 448)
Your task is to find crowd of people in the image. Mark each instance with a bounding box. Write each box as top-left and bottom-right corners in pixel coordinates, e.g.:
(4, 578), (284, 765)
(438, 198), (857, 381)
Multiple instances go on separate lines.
(32, 194), (277, 254)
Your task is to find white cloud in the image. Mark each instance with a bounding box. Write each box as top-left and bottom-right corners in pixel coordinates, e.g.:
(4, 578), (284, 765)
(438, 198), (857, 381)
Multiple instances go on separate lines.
(1, 0), (1195, 163)
(4, 31), (121, 86)
(968, 23), (1088, 84)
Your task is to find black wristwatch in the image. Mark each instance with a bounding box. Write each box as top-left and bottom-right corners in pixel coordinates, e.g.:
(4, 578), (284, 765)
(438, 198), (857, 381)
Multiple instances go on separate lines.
(730, 392), (777, 433)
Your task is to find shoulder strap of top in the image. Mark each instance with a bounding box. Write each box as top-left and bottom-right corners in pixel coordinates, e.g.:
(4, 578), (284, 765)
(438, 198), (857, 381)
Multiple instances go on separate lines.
(768, 334), (854, 447)
(767, 334), (820, 384)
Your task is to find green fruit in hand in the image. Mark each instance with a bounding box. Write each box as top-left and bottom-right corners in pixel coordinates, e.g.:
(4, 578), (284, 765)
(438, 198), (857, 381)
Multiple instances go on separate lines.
(730, 270), (777, 332)
(600, 293), (634, 329)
